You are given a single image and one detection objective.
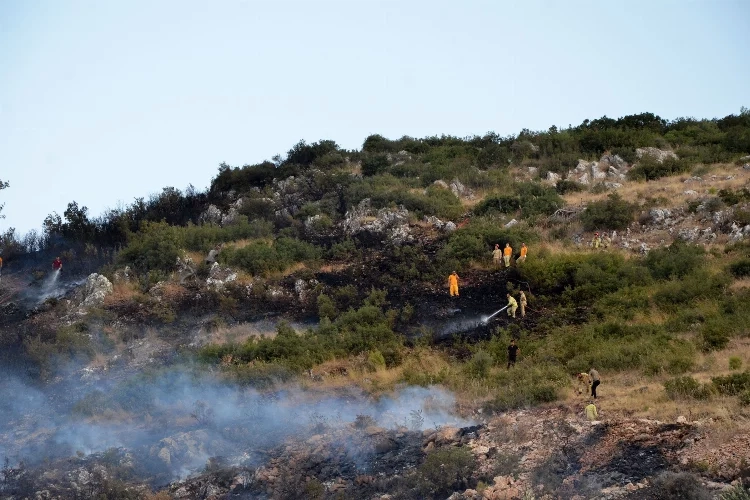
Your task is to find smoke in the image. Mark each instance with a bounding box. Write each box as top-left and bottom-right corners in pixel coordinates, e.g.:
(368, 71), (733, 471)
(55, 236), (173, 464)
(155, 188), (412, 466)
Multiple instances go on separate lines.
(0, 367), (473, 481)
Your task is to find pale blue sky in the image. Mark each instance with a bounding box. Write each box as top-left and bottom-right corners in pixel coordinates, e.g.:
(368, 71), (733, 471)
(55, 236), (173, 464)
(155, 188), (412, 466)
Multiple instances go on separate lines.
(1, 0), (748, 234)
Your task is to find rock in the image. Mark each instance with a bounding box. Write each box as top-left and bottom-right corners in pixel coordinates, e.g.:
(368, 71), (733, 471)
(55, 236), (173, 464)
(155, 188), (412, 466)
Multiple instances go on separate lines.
(199, 204), (223, 224)
(78, 274), (113, 309)
(684, 176), (703, 183)
(545, 171), (561, 185)
(444, 221), (457, 232)
(221, 206), (240, 226)
(743, 163), (750, 170)
(504, 219), (518, 228)
(527, 166), (539, 176)
(649, 208), (672, 224)
(592, 169), (607, 181)
(433, 180), (449, 189)
(341, 200), (412, 245)
(604, 182), (623, 190)
(450, 179), (474, 199)
(578, 172), (590, 185)
(601, 154), (628, 170)
(424, 215), (445, 230)
(676, 415), (687, 424)
(678, 227), (700, 242)
(684, 190), (698, 196)
(636, 147), (678, 163)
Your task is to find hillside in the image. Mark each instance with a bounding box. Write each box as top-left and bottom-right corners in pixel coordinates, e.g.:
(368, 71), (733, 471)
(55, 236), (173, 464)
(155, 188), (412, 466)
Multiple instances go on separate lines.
(1, 110), (750, 499)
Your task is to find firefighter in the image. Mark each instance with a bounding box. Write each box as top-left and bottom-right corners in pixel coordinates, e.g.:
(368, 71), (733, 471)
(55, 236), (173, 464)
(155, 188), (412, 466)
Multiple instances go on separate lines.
(518, 243), (528, 264)
(492, 244), (502, 267)
(506, 293), (518, 318)
(52, 257), (63, 271)
(519, 291), (527, 318)
(448, 271), (459, 297)
(592, 233), (601, 249)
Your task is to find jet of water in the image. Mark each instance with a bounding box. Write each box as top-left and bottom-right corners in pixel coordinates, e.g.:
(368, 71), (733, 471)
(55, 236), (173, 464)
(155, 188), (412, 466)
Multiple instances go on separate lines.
(482, 305), (508, 323)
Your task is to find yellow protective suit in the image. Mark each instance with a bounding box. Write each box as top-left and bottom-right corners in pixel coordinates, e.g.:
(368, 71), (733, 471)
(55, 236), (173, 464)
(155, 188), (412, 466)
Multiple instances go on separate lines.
(449, 273), (459, 297)
(507, 296), (518, 318)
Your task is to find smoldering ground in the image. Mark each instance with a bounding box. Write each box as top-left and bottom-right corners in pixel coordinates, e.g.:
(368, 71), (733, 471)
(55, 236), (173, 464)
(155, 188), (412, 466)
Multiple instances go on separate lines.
(0, 366), (473, 484)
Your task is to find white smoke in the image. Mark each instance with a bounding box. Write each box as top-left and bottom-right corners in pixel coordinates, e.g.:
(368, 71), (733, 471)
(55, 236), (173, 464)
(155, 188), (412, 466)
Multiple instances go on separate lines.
(0, 368), (473, 480)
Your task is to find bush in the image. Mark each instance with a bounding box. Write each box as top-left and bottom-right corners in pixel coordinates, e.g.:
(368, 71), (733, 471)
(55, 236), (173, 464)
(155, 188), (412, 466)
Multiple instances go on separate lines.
(628, 156), (692, 181)
(647, 471), (712, 500)
(729, 259), (750, 278)
(579, 193), (637, 230)
(465, 350), (493, 379)
(555, 180), (585, 195)
(664, 376), (713, 400)
(646, 240), (705, 280)
(712, 371), (750, 396)
(417, 447), (475, 496)
(700, 319), (731, 352)
(361, 153), (391, 176)
(730, 357), (743, 370)
(220, 237), (322, 276)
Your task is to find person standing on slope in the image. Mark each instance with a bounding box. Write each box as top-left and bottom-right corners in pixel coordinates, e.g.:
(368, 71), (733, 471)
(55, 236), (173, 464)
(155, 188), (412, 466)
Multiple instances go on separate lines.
(492, 244), (502, 267)
(589, 368), (601, 399)
(507, 339), (519, 369)
(503, 243), (513, 268)
(448, 271), (459, 298)
(519, 291), (527, 318)
(52, 256), (63, 272)
(518, 243), (528, 264)
(506, 293), (518, 318)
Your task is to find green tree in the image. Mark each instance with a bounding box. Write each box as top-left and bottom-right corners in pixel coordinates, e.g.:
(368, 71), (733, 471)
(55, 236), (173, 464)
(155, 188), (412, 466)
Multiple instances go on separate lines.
(0, 178), (8, 219)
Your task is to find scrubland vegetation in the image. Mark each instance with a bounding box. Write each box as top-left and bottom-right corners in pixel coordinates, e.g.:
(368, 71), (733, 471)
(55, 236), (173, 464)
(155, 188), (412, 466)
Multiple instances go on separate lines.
(3, 109), (750, 419)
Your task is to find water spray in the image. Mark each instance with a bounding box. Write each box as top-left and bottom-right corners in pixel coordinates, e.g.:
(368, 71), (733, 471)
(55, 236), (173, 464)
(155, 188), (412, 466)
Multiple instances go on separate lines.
(482, 305), (508, 323)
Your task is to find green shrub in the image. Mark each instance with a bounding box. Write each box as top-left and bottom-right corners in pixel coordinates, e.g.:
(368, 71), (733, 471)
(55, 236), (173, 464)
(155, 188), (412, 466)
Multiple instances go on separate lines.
(579, 193), (637, 230)
(555, 180), (585, 195)
(367, 350), (386, 371)
(118, 221), (182, 272)
(361, 153), (391, 176)
(628, 156), (692, 181)
(664, 376), (713, 400)
(720, 482), (750, 500)
(417, 447), (476, 496)
(647, 472), (712, 500)
(729, 259), (750, 278)
(700, 319), (731, 352)
(465, 350), (493, 379)
(316, 293), (338, 320)
(487, 363), (568, 410)
(220, 237), (321, 276)
(712, 371), (750, 396)
(646, 240), (705, 280)
(730, 357), (743, 370)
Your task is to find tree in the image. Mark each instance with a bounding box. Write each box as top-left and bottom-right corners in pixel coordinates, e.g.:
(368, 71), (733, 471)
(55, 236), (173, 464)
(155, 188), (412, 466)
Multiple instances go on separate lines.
(0, 178), (8, 219)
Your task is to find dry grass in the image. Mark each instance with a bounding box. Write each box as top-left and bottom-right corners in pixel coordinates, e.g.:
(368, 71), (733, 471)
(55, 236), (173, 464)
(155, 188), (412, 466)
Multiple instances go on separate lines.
(561, 163), (750, 209)
(729, 277), (750, 291)
(103, 281), (142, 307)
(318, 263), (351, 273)
(569, 339), (750, 423)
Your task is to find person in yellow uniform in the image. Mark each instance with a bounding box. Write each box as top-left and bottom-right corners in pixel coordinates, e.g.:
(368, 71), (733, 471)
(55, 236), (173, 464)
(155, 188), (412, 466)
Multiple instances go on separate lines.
(448, 271), (459, 297)
(492, 244), (502, 267)
(506, 293), (518, 318)
(503, 243), (513, 267)
(519, 291), (527, 318)
(518, 243), (528, 264)
(585, 401), (598, 421)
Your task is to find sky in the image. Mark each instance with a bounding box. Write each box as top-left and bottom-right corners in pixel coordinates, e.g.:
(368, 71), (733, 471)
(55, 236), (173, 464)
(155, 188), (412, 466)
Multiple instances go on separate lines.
(1, 0), (748, 234)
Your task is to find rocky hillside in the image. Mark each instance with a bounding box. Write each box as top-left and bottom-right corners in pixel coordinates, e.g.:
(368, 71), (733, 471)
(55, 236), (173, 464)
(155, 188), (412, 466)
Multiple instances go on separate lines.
(1, 111), (750, 499)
